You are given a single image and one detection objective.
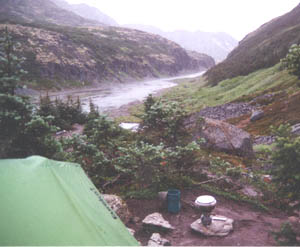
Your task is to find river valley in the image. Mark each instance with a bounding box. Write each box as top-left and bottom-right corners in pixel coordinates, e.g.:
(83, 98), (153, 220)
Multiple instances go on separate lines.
(44, 71), (205, 113)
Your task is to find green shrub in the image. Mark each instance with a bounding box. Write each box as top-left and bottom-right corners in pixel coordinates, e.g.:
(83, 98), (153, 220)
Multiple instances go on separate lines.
(61, 134), (112, 188)
(271, 124), (300, 201)
(0, 94), (62, 158)
(38, 95), (87, 130)
(113, 141), (200, 190)
(280, 44), (300, 79)
(140, 95), (188, 146)
(273, 222), (299, 246)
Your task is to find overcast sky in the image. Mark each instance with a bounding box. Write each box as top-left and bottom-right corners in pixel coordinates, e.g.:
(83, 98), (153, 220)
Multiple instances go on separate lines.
(65, 0), (299, 40)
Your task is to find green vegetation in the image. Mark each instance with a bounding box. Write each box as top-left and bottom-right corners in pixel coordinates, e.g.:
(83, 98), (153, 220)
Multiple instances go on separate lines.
(0, 26), (27, 95)
(281, 44), (300, 79)
(271, 124), (300, 201)
(273, 222), (300, 246)
(155, 64), (299, 114)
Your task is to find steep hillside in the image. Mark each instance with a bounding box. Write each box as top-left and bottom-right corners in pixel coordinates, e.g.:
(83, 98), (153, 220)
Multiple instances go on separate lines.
(51, 0), (118, 26)
(0, 0), (215, 89)
(124, 24), (238, 62)
(205, 3), (300, 85)
(0, 0), (104, 27)
(0, 23), (214, 89)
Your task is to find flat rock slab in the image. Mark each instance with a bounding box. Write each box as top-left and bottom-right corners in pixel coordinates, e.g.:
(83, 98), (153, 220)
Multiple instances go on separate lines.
(148, 233), (171, 246)
(143, 212), (175, 231)
(191, 215), (234, 237)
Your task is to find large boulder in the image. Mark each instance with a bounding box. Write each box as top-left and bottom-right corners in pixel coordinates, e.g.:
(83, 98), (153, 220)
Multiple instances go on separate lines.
(103, 194), (132, 224)
(186, 117), (254, 157)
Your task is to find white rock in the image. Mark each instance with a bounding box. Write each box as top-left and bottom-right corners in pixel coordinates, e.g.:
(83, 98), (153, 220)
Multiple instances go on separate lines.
(143, 212), (175, 231)
(103, 194), (132, 224)
(119, 123), (139, 132)
(190, 215), (234, 237)
(148, 233), (171, 246)
(127, 228), (135, 236)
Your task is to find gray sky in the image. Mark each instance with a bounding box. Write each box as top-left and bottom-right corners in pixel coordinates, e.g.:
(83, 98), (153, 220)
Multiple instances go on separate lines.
(66, 0), (299, 40)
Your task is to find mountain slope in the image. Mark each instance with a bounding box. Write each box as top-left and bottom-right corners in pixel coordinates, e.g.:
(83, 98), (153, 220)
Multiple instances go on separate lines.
(51, 0), (118, 26)
(0, 0), (215, 89)
(124, 24), (238, 62)
(0, 0), (104, 27)
(205, 3), (300, 85)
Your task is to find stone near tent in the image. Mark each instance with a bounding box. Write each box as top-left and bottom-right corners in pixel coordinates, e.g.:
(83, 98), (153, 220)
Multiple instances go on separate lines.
(103, 194), (132, 224)
(190, 215), (234, 237)
(240, 186), (262, 198)
(291, 123), (300, 136)
(127, 228), (135, 236)
(186, 117), (254, 157)
(143, 213), (175, 232)
(148, 233), (171, 246)
(250, 110), (264, 122)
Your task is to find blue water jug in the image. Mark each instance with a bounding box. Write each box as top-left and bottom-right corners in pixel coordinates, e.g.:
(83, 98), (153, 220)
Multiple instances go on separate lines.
(167, 189), (181, 213)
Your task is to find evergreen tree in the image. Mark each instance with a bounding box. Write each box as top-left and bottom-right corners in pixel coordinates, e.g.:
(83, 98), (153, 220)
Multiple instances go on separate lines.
(0, 26), (27, 95)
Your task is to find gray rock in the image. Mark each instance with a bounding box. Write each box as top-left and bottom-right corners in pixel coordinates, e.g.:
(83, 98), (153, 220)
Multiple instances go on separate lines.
(250, 110), (264, 122)
(254, 135), (275, 145)
(186, 117), (254, 157)
(190, 215), (234, 236)
(148, 233), (171, 246)
(143, 213), (175, 231)
(291, 123), (300, 136)
(103, 194), (132, 224)
(194, 103), (256, 121)
(240, 186), (262, 198)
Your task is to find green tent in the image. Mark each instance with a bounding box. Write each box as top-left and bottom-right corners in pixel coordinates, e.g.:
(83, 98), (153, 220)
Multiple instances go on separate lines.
(0, 156), (139, 246)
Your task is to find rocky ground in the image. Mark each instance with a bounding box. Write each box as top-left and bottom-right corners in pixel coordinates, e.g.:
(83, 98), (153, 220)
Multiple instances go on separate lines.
(125, 188), (287, 246)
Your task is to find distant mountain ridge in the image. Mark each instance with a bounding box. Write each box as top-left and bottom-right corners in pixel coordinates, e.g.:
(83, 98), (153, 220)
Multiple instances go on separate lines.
(0, 0), (215, 89)
(51, 0), (119, 26)
(124, 24), (238, 62)
(0, 0), (103, 27)
(205, 3), (300, 85)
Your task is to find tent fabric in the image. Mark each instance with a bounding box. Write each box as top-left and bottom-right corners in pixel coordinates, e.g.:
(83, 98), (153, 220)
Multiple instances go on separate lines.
(0, 156), (139, 246)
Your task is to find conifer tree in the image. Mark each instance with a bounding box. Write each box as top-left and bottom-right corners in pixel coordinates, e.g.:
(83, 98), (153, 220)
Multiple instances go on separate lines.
(0, 26), (27, 95)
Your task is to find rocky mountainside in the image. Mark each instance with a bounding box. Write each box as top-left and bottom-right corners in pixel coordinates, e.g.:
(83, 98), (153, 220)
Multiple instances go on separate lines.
(205, 3), (300, 85)
(0, 0), (215, 89)
(51, 0), (119, 26)
(124, 24), (238, 62)
(0, 0), (103, 27)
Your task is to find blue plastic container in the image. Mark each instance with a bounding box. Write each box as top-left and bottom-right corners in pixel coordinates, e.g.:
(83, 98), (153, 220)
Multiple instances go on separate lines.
(167, 189), (181, 213)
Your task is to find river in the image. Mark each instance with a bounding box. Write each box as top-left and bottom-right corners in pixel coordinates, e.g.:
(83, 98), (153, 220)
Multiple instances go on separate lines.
(81, 71), (205, 112)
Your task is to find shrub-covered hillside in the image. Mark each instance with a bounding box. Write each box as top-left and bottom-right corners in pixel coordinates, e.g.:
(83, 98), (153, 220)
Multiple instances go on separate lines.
(205, 3), (300, 85)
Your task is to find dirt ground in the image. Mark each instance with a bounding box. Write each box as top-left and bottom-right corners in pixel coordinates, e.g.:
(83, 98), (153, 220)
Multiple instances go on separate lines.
(126, 188), (287, 246)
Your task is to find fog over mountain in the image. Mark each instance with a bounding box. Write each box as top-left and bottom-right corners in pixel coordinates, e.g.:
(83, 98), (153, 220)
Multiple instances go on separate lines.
(124, 24), (238, 62)
(51, 0), (118, 26)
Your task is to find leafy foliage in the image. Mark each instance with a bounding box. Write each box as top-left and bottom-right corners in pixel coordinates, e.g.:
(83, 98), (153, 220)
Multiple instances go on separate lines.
(273, 222), (299, 246)
(140, 95), (188, 146)
(280, 44), (300, 79)
(114, 141), (200, 190)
